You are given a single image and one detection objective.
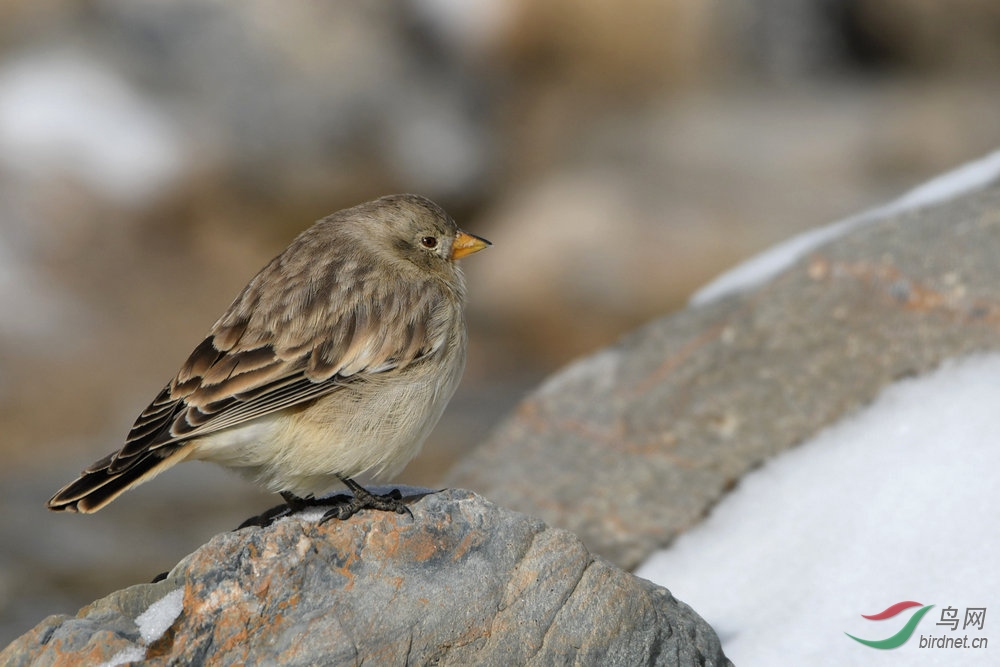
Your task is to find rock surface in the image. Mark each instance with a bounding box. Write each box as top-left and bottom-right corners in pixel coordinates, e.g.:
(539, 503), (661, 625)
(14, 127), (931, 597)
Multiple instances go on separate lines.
(448, 182), (1000, 570)
(1, 490), (730, 666)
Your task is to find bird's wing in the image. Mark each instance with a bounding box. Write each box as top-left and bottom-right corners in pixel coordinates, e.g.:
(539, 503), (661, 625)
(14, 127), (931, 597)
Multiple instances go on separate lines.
(109, 266), (451, 472)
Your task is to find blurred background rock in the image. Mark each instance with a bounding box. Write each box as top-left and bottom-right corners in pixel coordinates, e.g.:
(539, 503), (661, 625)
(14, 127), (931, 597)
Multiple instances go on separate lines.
(2, 0), (1000, 645)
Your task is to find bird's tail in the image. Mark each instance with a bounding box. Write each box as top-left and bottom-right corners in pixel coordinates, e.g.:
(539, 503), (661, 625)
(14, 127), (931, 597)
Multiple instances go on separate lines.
(47, 443), (192, 513)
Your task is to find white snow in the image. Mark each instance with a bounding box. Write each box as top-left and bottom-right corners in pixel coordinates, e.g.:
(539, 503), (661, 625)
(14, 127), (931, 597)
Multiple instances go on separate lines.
(135, 588), (184, 645)
(0, 51), (184, 205)
(98, 646), (146, 667)
(96, 588), (184, 666)
(636, 353), (1000, 666)
(692, 148), (1000, 305)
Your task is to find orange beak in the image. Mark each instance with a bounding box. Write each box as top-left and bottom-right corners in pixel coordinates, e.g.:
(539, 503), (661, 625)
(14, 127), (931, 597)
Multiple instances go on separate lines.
(450, 230), (491, 260)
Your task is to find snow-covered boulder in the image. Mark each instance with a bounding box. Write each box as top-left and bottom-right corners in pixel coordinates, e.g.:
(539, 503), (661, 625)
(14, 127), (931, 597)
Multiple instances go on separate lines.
(447, 156), (1000, 571)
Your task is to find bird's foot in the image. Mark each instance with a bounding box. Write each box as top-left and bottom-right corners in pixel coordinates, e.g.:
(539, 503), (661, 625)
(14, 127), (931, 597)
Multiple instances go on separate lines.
(236, 482), (412, 529)
(319, 478), (412, 524)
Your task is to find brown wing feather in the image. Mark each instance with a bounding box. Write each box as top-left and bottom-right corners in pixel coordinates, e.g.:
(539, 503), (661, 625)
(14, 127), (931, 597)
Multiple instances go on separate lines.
(112, 259), (451, 468)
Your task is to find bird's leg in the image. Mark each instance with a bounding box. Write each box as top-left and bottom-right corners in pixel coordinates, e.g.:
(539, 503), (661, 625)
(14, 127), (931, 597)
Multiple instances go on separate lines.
(318, 476), (412, 524)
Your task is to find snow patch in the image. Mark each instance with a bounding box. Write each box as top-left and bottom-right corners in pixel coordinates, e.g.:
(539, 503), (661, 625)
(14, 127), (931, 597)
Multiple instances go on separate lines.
(96, 588), (184, 666)
(636, 353), (1000, 666)
(135, 588), (184, 645)
(98, 647), (146, 667)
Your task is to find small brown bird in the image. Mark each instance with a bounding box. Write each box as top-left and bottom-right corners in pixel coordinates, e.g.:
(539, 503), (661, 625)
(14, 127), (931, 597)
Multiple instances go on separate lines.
(48, 194), (489, 523)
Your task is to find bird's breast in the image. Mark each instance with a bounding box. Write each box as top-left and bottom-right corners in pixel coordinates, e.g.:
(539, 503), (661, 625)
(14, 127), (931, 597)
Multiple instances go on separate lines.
(192, 343), (464, 496)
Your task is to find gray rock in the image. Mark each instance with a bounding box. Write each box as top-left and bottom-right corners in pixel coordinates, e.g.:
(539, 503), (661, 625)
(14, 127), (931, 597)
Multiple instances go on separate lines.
(1, 490), (730, 666)
(447, 183), (1000, 570)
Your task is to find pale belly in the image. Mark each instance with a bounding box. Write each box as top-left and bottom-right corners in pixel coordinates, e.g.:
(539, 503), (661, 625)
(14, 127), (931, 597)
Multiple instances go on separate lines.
(189, 371), (457, 496)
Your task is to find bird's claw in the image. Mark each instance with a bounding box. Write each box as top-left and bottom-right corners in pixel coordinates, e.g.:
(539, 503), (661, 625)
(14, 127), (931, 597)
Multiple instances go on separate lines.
(318, 487), (412, 524)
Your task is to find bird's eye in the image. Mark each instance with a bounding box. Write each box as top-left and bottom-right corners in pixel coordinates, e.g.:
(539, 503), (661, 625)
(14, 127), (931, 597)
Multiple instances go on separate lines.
(420, 236), (439, 249)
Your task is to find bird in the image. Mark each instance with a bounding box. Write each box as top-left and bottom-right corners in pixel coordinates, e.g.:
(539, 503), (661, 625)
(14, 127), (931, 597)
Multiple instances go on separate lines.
(47, 193), (490, 524)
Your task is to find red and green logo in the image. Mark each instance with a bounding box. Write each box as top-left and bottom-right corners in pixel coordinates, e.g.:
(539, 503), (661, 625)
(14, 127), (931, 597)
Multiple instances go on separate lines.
(846, 601), (934, 649)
